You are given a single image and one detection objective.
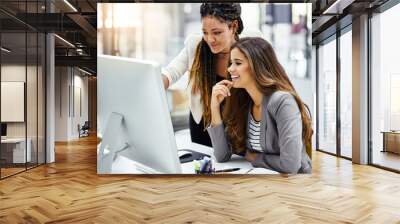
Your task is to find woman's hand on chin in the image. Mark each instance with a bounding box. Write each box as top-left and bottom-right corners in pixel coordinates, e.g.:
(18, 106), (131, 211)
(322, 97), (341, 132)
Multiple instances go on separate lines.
(210, 80), (233, 109)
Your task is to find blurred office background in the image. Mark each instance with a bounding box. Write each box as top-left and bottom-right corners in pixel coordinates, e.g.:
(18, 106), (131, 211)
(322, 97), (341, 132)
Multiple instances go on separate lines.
(313, 0), (400, 172)
(0, 0), (97, 179)
(97, 3), (313, 139)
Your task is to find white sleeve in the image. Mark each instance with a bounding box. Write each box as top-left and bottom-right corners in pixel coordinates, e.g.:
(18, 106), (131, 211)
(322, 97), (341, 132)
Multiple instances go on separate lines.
(241, 29), (264, 39)
(162, 34), (200, 85)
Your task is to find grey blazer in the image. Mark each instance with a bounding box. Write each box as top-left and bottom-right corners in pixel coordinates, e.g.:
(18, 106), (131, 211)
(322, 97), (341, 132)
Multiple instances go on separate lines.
(207, 90), (312, 174)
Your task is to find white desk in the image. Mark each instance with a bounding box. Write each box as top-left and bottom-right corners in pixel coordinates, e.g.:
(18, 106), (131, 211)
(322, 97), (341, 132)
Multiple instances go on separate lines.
(110, 129), (277, 174)
(1, 138), (32, 163)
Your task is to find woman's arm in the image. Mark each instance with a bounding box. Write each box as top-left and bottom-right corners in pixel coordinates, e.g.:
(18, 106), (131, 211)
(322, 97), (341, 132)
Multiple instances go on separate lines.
(207, 123), (232, 162)
(252, 93), (303, 174)
(207, 80), (233, 162)
(162, 34), (200, 89)
(161, 44), (188, 89)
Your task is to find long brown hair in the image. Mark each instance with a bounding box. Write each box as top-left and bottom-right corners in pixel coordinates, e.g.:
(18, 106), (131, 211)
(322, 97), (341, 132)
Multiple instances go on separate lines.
(189, 3), (243, 128)
(223, 37), (313, 158)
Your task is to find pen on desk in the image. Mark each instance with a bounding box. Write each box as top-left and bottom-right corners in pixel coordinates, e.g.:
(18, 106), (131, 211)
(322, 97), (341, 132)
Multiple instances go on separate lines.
(214, 168), (240, 173)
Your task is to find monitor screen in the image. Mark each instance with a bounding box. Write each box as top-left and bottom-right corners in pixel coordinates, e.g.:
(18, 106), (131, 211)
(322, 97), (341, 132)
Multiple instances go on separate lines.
(97, 55), (182, 174)
(1, 123), (7, 137)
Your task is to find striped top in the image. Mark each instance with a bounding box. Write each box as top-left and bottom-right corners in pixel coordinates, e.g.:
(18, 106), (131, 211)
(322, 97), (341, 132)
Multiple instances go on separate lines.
(248, 113), (262, 152)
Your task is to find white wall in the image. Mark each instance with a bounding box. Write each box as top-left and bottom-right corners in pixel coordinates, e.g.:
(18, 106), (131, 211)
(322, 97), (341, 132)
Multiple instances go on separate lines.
(1, 65), (26, 140)
(72, 73), (89, 138)
(1, 65), (38, 138)
(1, 64), (46, 163)
(55, 67), (89, 141)
(55, 67), (68, 141)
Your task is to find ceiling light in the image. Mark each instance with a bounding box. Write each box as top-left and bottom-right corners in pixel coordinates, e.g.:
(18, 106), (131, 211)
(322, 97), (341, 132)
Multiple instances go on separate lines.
(63, 0), (78, 12)
(76, 48), (84, 55)
(323, 0), (354, 15)
(323, 0), (341, 14)
(1, 47), (11, 53)
(78, 67), (92, 76)
(54, 34), (75, 48)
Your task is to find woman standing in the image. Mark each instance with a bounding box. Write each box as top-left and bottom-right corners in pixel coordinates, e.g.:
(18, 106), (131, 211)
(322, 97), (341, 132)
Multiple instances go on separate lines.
(162, 3), (245, 147)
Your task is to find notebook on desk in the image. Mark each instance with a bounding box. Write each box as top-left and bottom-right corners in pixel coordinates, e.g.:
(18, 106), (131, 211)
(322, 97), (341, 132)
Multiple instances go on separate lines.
(245, 168), (279, 174)
(214, 167), (278, 174)
(213, 161), (279, 174)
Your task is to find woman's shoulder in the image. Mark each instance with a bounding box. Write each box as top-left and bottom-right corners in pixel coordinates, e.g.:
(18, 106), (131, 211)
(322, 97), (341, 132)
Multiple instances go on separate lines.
(266, 90), (294, 102)
(264, 91), (298, 114)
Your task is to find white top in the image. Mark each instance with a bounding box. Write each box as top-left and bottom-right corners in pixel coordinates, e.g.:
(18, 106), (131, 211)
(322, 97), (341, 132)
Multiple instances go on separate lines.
(248, 113), (262, 152)
(162, 30), (263, 124)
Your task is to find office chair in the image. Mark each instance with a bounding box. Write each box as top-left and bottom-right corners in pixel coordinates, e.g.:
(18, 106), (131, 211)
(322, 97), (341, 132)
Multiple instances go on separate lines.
(79, 121), (90, 138)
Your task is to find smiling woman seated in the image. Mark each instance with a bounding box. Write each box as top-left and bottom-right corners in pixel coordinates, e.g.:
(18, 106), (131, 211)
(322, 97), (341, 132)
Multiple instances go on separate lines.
(207, 37), (312, 174)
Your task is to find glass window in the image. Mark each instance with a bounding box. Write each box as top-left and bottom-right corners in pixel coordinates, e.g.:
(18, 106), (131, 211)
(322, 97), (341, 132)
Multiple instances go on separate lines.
(1, 31), (28, 177)
(38, 32), (46, 165)
(371, 3), (400, 171)
(318, 37), (337, 154)
(340, 29), (352, 158)
(27, 30), (38, 169)
(312, 45), (317, 151)
(0, 1), (46, 179)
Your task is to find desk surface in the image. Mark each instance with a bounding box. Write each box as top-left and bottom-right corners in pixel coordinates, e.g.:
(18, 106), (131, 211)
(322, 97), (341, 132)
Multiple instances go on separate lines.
(111, 129), (278, 174)
(1, 138), (28, 143)
(381, 131), (400, 134)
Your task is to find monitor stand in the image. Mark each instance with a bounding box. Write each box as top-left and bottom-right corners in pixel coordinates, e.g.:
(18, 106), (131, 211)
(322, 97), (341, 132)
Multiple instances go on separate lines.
(97, 112), (131, 174)
(97, 112), (159, 174)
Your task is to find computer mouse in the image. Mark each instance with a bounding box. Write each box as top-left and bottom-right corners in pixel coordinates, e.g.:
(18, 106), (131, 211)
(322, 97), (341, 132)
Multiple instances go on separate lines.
(179, 153), (192, 160)
(178, 149), (211, 164)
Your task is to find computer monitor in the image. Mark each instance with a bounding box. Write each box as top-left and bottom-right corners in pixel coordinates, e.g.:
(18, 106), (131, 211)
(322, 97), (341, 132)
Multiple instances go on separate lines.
(1, 123), (7, 137)
(97, 55), (182, 174)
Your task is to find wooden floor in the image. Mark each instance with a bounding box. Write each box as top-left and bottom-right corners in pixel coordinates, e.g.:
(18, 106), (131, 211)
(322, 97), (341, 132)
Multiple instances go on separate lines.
(372, 151), (400, 171)
(0, 167), (26, 178)
(1, 163), (44, 178)
(1, 136), (400, 223)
